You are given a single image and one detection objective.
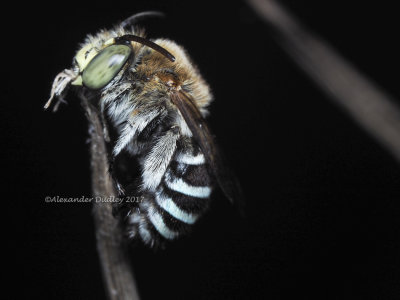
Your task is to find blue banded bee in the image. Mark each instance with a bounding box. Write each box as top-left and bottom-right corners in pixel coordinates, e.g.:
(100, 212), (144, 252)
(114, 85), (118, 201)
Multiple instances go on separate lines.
(46, 12), (242, 248)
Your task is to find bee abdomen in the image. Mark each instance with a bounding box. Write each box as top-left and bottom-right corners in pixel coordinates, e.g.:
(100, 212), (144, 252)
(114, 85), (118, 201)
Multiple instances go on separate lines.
(126, 149), (213, 247)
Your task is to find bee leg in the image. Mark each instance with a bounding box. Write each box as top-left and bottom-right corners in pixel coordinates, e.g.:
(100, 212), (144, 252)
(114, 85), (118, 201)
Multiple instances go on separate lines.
(141, 125), (181, 192)
(52, 97), (68, 112)
(110, 156), (129, 219)
(44, 69), (77, 112)
(112, 109), (167, 157)
(100, 110), (111, 142)
(125, 126), (181, 246)
(99, 99), (111, 142)
(108, 156), (126, 195)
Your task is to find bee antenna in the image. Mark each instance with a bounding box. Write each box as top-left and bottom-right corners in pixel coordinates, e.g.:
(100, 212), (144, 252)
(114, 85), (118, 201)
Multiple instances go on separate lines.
(116, 34), (176, 62)
(121, 11), (165, 29)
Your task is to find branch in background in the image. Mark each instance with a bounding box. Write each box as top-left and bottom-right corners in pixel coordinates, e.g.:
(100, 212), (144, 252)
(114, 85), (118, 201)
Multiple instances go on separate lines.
(247, 0), (400, 162)
(80, 95), (140, 300)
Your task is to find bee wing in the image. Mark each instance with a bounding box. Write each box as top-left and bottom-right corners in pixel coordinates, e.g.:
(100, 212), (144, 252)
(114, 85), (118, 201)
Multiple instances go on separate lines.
(170, 91), (244, 210)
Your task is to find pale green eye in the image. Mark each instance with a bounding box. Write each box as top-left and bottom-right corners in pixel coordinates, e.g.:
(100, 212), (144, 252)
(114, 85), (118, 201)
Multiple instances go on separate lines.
(82, 45), (132, 90)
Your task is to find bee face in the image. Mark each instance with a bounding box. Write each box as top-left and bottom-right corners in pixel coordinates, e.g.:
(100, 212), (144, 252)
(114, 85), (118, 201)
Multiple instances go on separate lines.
(80, 44), (132, 90)
(46, 13), (242, 248)
(71, 29), (178, 91)
(71, 35), (120, 87)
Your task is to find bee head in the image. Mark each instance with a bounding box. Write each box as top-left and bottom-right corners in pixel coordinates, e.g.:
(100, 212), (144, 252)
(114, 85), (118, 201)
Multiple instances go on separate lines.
(45, 12), (175, 111)
(72, 35), (175, 91)
(71, 39), (132, 90)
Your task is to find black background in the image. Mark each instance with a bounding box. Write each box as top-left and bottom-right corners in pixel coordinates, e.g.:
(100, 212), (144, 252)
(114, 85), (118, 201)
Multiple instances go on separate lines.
(5, 1), (400, 299)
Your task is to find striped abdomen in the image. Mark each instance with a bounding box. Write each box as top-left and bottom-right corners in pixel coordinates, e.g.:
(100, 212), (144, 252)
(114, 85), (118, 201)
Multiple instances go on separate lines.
(126, 143), (213, 248)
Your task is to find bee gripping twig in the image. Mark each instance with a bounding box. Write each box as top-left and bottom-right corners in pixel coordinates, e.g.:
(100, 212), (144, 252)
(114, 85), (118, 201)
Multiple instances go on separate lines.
(79, 93), (141, 300)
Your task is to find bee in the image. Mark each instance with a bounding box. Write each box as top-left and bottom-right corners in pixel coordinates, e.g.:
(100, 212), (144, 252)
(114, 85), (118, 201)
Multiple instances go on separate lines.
(45, 12), (243, 248)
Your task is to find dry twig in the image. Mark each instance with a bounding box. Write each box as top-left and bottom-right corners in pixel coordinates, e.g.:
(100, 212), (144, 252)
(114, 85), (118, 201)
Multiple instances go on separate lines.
(248, 0), (400, 162)
(80, 95), (140, 300)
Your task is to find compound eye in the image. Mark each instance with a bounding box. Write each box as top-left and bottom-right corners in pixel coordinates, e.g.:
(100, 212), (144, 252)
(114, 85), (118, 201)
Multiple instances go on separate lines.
(82, 44), (132, 90)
